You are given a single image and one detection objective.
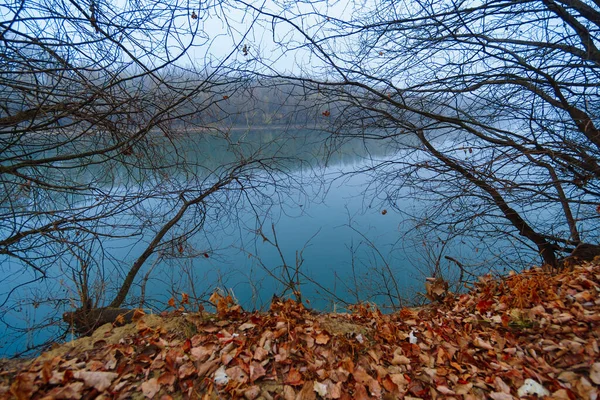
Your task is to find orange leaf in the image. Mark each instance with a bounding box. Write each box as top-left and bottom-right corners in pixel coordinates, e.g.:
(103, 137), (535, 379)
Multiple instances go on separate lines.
(157, 372), (176, 386)
(352, 367), (373, 385)
(315, 332), (330, 345)
(132, 308), (145, 321)
(476, 299), (494, 313)
(296, 381), (316, 400)
(284, 367), (304, 386)
(182, 338), (191, 353)
(353, 383), (370, 400)
(114, 314), (125, 326)
(181, 292), (189, 305)
(168, 297), (176, 308)
(10, 373), (38, 400)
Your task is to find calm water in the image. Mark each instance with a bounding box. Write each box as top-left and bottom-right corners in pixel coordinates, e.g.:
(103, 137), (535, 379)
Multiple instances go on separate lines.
(0, 128), (485, 356)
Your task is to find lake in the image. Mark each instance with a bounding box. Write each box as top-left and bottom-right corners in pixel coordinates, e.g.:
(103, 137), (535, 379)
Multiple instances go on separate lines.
(0, 127), (496, 356)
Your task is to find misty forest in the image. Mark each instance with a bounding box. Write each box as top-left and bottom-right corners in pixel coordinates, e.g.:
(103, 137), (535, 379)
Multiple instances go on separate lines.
(1, 0), (599, 360)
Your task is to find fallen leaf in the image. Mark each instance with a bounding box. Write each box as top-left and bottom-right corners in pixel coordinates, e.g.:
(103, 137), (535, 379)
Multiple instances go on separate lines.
(283, 385), (296, 400)
(42, 382), (85, 399)
(157, 372), (176, 386)
(352, 367), (373, 385)
(249, 361), (266, 382)
(214, 365), (229, 386)
(473, 337), (494, 350)
(178, 362), (196, 379)
(315, 332), (330, 345)
(10, 373), (38, 400)
(296, 381), (316, 400)
(73, 371), (118, 392)
(313, 381), (327, 397)
(243, 385), (261, 400)
(517, 379), (550, 397)
(489, 392), (514, 400)
(140, 377), (160, 398)
(590, 362), (600, 385)
(238, 322), (256, 331)
(285, 367), (304, 386)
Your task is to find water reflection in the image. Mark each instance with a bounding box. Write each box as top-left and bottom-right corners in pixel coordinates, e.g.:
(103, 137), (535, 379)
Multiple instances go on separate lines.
(0, 128), (417, 356)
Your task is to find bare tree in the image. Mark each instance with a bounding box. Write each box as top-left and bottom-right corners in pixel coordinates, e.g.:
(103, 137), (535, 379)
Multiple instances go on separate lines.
(242, 0), (600, 271)
(0, 0), (310, 354)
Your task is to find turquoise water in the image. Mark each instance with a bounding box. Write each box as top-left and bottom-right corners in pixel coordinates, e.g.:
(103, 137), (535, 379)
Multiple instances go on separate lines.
(0, 128), (482, 356)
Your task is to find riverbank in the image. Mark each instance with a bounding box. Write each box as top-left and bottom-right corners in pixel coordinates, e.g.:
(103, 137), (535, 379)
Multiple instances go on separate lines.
(2, 261), (599, 399)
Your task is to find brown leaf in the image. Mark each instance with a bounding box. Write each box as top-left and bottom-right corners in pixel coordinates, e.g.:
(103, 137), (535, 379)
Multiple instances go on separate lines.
(114, 314), (125, 326)
(132, 308), (145, 321)
(178, 362), (196, 379)
(243, 385), (261, 400)
(315, 332), (330, 345)
(181, 292), (189, 305)
(182, 338), (191, 353)
(590, 363), (600, 385)
(352, 383), (370, 400)
(454, 382), (473, 395)
(140, 377), (161, 398)
(329, 367), (350, 383)
(391, 348), (410, 365)
(42, 382), (85, 399)
(10, 373), (39, 400)
(436, 385), (456, 395)
(388, 374), (408, 392)
(283, 385), (296, 400)
(367, 378), (382, 397)
(295, 381), (316, 400)
(197, 359), (220, 379)
(351, 367), (372, 385)
(285, 367), (304, 386)
(225, 366), (248, 384)
(157, 372), (176, 386)
(191, 345), (215, 362)
(249, 361), (266, 382)
(494, 376), (511, 393)
(489, 392), (514, 400)
(253, 346), (269, 361)
(73, 371), (118, 392)
(473, 336), (494, 350)
(238, 322), (256, 331)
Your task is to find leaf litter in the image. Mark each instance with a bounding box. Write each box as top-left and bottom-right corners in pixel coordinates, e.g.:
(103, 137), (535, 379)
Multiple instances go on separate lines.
(1, 261), (600, 399)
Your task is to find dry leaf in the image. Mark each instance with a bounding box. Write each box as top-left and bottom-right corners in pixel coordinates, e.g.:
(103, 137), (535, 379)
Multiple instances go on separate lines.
(285, 367), (304, 386)
(243, 385), (261, 400)
(73, 371), (118, 392)
(315, 332), (330, 345)
(249, 361), (266, 382)
(140, 377), (160, 398)
(589, 362), (600, 385)
(473, 337), (494, 350)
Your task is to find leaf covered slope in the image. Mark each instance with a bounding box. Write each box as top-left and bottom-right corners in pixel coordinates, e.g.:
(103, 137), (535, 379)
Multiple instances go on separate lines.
(2, 261), (600, 399)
